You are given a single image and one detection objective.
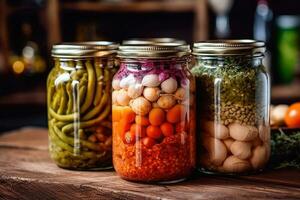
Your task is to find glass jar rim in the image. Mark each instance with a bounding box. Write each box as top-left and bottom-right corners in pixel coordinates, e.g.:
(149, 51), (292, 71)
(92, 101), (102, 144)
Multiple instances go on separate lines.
(122, 38), (186, 45)
(52, 41), (119, 58)
(118, 42), (191, 59)
(193, 40), (266, 56)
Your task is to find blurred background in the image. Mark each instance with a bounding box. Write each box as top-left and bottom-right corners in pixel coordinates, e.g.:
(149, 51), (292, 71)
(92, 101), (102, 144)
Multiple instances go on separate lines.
(0, 0), (299, 132)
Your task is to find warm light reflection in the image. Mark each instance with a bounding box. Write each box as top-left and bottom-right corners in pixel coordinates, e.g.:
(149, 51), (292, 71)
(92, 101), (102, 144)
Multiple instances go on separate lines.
(12, 60), (25, 74)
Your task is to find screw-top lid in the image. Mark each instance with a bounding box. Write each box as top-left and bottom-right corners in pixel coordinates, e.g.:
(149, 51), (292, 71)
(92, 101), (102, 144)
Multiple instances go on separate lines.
(122, 38), (186, 45)
(118, 42), (191, 58)
(52, 41), (119, 58)
(193, 40), (266, 56)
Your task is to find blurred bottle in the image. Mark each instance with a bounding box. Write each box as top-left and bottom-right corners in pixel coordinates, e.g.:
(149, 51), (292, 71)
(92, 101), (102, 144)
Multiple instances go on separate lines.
(10, 23), (46, 75)
(276, 16), (300, 84)
(208, 0), (234, 38)
(253, 0), (273, 73)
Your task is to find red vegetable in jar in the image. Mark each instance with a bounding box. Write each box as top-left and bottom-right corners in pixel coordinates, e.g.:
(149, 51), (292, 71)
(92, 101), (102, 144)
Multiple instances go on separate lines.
(112, 42), (196, 183)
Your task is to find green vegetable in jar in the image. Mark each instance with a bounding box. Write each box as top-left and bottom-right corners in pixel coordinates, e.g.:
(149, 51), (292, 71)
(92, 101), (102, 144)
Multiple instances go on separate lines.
(47, 58), (116, 170)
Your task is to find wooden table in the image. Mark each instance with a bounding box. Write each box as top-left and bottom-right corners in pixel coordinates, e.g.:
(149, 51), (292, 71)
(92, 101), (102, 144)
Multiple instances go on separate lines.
(0, 128), (299, 200)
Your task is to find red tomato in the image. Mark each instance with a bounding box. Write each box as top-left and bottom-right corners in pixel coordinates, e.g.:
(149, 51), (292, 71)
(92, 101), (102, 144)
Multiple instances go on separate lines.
(123, 131), (136, 144)
(285, 102), (300, 128)
(142, 137), (157, 148)
(130, 124), (146, 138)
(146, 125), (162, 139)
(160, 122), (174, 137)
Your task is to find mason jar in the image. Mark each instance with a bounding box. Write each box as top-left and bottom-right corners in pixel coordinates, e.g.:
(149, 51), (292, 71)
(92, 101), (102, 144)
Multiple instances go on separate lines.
(47, 42), (119, 170)
(112, 43), (196, 182)
(191, 40), (270, 174)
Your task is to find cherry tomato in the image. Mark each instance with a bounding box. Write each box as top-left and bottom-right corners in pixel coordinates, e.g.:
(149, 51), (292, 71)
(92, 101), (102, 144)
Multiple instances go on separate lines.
(146, 125), (162, 139)
(160, 122), (174, 137)
(285, 102), (300, 128)
(130, 124), (146, 138)
(142, 137), (157, 148)
(149, 108), (165, 126)
(175, 121), (186, 133)
(123, 131), (136, 144)
(135, 115), (150, 126)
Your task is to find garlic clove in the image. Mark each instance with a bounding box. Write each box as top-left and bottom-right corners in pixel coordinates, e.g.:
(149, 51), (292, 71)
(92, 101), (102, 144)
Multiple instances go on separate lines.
(116, 89), (131, 106)
(161, 77), (178, 94)
(250, 145), (268, 169)
(202, 120), (229, 139)
(202, 136), (227, 166)
(143, 87), (161, 102)
(112, 79), (121, 90)
(222, 156), (251, 173)
(141, 74), (160, 87)
(127, 83), (143, 99)
(112, 90), (119, 105)
(258, 124), (270, 143)
(120, 74), (137, 89)
(230, 141), (252, 159)
(223, 138), (234, 151)
(229, 123), (258, 142)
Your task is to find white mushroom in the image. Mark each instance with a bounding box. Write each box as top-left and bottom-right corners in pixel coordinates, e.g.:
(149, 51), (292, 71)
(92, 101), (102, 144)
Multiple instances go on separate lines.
(127, 83), (143, 99)
(130, 97), (152, 116)
(202, 120), (229, 139)
(157, 95), (176, 109)
(174, 87), (188, 100)
(141, 74), (160, 87)
(161, 77), (178, 93)
(143, 87), (160, 102)
(230, 141), (252, 159)
(250, 145), (268, 169)
(222, 156), (251, 173)
(229, 123), (258, 142)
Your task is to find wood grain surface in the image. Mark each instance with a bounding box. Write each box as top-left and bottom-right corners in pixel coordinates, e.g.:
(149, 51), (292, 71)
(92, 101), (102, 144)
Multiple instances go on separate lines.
(0, 127), (299, 200)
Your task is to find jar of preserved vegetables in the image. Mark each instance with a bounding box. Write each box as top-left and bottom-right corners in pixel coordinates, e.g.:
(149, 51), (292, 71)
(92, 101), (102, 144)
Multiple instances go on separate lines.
(48, 42), (119, 170)
(191, 40), (270, 174)
(112, 43), (196, 182)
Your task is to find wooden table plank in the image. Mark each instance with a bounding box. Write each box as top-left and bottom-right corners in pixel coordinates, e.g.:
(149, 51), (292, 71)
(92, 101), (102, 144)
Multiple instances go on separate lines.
(0, 128), (299, 200)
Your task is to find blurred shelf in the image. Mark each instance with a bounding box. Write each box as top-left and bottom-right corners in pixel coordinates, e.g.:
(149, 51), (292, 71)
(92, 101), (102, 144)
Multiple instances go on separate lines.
(271, 83), (300, 103)
(0, 87), (46, 106)
(61, 1), (196, 13)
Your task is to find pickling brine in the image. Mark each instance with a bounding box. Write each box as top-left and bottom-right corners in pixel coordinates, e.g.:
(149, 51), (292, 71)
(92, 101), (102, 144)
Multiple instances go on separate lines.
(112, 42), (196, 182)
(192, 40), (270, 174)
(47, 42), (118, 170)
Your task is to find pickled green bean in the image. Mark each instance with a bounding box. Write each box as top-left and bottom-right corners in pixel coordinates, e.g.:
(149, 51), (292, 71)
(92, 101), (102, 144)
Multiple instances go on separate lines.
(58, 84), (68, 115)
(82, 92), (108, 121)
(49, 107), (79, 122)
(93, 64), (103, 106)
(51, 122), (103, 152)
(66, 83), (73, 114)
(80, 61), (96, 114)
(62, 104), (111, 134)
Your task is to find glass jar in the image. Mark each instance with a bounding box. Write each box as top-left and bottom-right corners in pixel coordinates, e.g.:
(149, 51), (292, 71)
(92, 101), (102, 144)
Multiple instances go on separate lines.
(112, 43), (196, 182)
(191, 40), (270, 174)
(47, 42), (119, 170)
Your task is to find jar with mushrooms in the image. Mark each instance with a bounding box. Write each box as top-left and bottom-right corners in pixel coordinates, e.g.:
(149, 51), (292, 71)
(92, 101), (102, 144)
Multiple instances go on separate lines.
(192, 40), (270, 174)
(112, 42), (196, 182)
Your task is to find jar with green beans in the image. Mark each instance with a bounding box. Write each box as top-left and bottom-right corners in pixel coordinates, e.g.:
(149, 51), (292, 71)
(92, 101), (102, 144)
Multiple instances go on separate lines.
(191, 40), (270, 174)
(48, 42), (119, 170)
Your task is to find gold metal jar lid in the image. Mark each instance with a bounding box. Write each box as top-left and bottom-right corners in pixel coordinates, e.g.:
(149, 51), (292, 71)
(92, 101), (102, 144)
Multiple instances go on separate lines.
(52, 41), (119, 58)
(122, 38), (186, 45)
(193, 40), (266, 56)
(118, 42), (191, 58)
